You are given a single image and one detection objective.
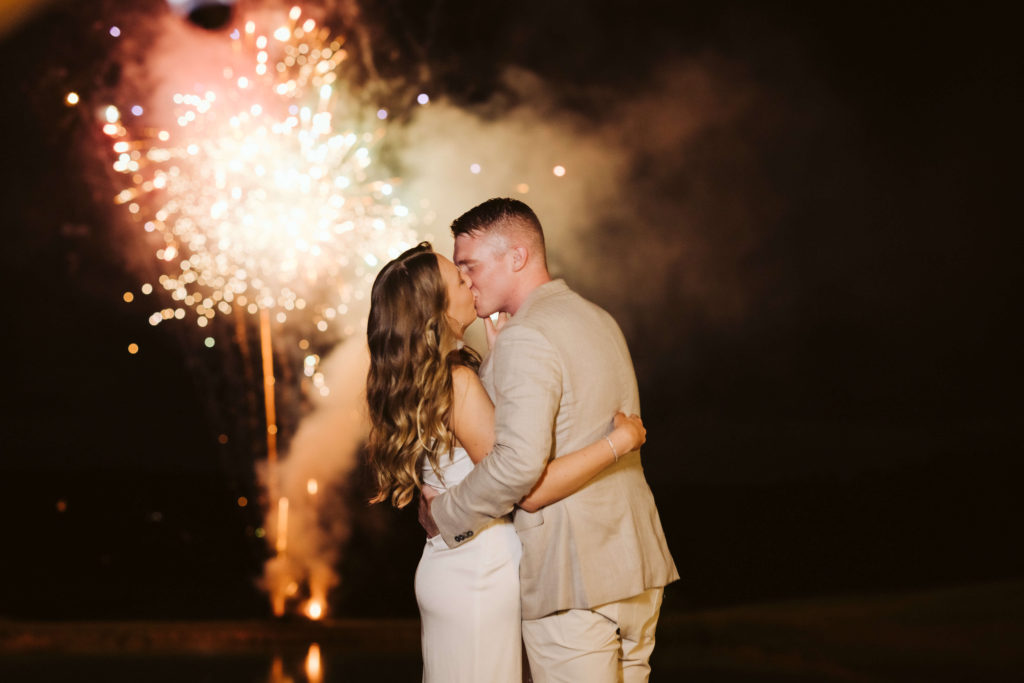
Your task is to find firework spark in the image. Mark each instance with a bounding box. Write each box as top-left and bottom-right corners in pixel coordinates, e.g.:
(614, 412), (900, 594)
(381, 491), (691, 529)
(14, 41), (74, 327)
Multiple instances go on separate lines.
(100, 6), (420, 335)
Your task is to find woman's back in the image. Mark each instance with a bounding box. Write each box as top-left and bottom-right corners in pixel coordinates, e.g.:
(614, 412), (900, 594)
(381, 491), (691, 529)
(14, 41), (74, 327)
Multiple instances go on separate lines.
(420, 445), (474, 491)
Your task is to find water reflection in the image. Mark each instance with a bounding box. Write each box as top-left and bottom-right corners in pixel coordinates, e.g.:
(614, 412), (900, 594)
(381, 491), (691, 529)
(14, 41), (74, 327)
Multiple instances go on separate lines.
(0, 650), (807, 683)
(0, 647), (424, 683)
(5, 583), (1016, 683)
(268, 655), (288, 683)
(265, 646), (321, 683)
(259, 644), (420, 682)
(304, 643), (321, 683)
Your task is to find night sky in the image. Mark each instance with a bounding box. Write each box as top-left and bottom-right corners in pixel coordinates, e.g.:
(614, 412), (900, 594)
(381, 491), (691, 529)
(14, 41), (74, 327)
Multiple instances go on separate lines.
(1, 0), (1020, 620)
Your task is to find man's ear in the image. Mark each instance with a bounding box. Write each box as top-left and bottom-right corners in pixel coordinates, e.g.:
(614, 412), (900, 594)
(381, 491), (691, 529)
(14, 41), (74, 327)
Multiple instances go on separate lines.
(510, 246), (528, 272)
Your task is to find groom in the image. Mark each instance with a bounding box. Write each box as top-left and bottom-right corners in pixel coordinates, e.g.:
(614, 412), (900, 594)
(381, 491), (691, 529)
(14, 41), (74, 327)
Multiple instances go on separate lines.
(422, 197), (678, 682)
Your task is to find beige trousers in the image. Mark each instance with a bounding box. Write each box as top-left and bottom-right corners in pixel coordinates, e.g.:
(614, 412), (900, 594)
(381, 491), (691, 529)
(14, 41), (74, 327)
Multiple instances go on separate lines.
(521, 587), (664, 683)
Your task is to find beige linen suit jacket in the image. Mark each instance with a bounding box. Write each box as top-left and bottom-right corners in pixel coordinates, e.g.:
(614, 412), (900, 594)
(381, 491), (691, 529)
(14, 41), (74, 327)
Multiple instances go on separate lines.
(432, 279), (678, 620)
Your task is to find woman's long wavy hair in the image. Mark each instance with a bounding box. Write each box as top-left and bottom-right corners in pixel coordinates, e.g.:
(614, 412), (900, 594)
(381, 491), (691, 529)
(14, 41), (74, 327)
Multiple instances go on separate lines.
(366, 242), (480, 508)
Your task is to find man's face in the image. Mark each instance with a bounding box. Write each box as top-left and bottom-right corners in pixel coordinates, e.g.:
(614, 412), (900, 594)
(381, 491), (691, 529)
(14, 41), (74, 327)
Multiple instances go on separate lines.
(453, 231), (513, 318)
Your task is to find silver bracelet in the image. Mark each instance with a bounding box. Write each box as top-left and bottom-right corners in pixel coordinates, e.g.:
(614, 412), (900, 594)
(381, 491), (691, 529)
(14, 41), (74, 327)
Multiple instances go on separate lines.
(604, 435), (619, 462)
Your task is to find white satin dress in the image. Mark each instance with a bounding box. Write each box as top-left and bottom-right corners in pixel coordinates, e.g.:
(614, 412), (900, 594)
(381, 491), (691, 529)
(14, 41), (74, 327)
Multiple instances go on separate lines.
(415, 446), (523, 682)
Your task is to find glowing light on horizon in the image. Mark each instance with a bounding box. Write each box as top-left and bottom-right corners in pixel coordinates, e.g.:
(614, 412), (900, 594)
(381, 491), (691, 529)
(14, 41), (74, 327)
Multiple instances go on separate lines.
(101, 12), (419, 336)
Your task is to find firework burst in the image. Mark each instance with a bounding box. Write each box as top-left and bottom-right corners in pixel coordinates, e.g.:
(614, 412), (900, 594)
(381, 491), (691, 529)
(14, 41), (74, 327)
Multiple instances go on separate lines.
(100, 5), (420, 336)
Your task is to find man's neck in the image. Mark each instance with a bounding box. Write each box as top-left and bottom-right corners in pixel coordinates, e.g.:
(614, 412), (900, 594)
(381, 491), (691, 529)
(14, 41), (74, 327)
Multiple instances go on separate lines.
(506, 270), (552, 315)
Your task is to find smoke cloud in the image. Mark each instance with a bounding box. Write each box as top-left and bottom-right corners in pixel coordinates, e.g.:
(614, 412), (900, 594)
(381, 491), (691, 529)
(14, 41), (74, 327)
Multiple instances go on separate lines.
(260, 334), (370, 614)
(400, 59), (773, 335)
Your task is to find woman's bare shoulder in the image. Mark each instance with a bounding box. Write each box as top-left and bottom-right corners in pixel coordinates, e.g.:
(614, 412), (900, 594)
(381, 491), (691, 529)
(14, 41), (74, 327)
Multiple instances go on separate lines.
(451, 363), (479, 388)
(451, 364), (490, 411)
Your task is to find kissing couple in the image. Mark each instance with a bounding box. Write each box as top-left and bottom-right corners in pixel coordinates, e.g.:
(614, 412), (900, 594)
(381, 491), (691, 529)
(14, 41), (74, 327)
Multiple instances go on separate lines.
(366, 198), (678, 682)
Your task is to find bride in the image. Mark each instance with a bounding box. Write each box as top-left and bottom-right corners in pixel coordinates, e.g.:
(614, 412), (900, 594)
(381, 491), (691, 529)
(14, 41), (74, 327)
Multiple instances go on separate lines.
(365, 242), (646, 682)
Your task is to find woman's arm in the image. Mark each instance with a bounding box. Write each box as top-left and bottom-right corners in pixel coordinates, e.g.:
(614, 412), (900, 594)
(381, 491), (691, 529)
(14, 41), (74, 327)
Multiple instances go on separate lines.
(450, 366), (645, 512)
(518, 412), (644, 512)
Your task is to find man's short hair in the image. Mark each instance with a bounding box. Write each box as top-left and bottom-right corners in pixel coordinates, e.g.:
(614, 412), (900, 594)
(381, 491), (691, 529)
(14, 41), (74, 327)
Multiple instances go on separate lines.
(450, 198), (546, 254)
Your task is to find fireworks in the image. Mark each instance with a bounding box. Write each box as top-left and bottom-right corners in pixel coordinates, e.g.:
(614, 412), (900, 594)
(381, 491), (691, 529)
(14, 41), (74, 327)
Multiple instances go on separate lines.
(100, 6), (420, 335)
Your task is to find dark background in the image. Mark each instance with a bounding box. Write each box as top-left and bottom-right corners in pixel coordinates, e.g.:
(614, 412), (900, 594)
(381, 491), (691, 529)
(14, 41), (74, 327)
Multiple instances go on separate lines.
(1, 0), (1020, 620)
